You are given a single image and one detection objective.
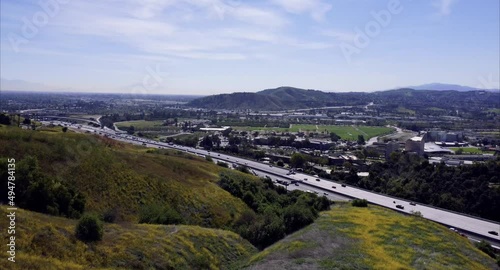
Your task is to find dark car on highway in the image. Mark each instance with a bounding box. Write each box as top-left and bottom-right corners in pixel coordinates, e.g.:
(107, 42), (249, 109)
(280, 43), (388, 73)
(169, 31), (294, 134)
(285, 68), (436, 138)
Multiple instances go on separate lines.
(488, 231), (499, 236)
(396, 205), (404, 209)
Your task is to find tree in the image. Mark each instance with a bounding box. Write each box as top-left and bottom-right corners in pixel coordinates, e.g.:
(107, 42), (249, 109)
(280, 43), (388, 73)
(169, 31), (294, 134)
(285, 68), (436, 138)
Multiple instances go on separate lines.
(283, 205), (315, 233)
(23, 117), (31, 125)
(62, 127), (68, 133)
(330, 132), (341, 142)
(0, 114), (11, 125)
(290, 153), (306, 168)
(200, 135), (213, 150)
(212, 135), (221, 148)
(75, 214), (103, 242)
(228, 136), (241, 146)
(127, 125), (135, 135)
(357, 135), (365, 145)
(222, 128), (232, 137)
(475, 240), (496, 259)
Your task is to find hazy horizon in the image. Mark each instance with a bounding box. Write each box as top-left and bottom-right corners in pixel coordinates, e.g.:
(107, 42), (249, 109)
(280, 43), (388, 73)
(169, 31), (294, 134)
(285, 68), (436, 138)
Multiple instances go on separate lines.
(1, 0), (499, 95)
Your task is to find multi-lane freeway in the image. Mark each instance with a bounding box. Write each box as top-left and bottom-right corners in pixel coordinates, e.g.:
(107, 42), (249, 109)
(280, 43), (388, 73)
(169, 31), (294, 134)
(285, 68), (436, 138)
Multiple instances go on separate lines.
(43, 120), (500, 246)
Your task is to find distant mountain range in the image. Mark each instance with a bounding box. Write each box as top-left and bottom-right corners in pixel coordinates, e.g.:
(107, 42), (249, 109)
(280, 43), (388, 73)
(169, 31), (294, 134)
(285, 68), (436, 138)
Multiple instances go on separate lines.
(188, 86), (500, 111)
(405, 83), (499, 92)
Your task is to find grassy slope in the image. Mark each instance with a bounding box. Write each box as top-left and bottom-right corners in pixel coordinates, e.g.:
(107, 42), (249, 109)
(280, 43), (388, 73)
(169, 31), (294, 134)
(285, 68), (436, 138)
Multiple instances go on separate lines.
(0, 126), (250, 226)
(0, 206), (257, 270)
(241, 204), (497, 270)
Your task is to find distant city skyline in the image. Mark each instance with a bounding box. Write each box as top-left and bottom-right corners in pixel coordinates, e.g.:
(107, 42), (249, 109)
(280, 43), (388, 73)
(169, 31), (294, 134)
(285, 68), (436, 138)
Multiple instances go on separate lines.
(1, 0), (499, 95)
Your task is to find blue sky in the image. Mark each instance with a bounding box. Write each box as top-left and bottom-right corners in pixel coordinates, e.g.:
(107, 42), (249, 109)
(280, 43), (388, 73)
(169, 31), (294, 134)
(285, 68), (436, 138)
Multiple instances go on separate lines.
(1, 0), (499, 95)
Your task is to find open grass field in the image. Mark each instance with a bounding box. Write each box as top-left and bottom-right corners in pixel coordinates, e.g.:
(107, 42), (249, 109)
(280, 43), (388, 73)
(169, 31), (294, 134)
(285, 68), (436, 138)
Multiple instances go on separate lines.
(0, 126), (251, 226)
(449, 147), (495, 154)
(233, 125), (394, 140)
(427, 107), (447, 111)
(115, 120), (181, 133)
(231, 126), (289, 132)
(397, 106), (416, 115)
(68, 114), (101, 120)
(0, 206), (257, 270)
(487, 108), (500, 114)
(240, 204), (497, 270)
(115, 120), (165, 129)
(478, 131), (500, 138)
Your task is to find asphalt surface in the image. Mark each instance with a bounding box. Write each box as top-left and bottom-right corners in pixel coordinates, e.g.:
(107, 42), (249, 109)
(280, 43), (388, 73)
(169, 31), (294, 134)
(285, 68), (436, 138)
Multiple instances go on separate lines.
(44, 121), (500, 246)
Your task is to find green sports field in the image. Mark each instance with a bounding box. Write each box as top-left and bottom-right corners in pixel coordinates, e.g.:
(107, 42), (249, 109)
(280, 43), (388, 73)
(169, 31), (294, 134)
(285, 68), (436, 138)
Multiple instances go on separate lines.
(234, 125), (394, 140)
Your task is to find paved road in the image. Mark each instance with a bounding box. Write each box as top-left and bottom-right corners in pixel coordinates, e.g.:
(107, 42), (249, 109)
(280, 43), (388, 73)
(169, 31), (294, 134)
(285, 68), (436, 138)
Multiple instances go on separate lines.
(44, 121), (500, 246)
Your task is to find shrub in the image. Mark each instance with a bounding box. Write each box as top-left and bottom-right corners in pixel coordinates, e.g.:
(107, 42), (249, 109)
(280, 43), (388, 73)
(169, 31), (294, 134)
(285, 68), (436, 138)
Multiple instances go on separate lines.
(139, 204), (184, 225)
(236, 165), (250, 174)
(103, 208), (118, 223)
(283, 205), (315, 234)
(475, 240), (496, 259)
(217, 161), (229, 168)
(205, 156), (213, 162)
(410, 210), (423, 217)
(351, 199), (368, 207)
(75, 213), (103, 242)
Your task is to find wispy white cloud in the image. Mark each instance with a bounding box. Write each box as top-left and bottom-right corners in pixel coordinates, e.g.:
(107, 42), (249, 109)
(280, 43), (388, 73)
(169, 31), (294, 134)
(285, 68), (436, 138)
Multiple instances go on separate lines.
(41, 0), (292, 60)
(270, 0), (332, 21)
(433, 0), (457, 16)
(320, 30), (356, 42)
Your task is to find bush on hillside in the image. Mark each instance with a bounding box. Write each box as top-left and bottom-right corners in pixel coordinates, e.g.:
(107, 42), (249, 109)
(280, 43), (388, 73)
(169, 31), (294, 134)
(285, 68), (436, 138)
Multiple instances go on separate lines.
(351, 199), (368, 207)
(103, 208), (119, 223)
(475, 240), (496, 259)
(219, 171), (331, 249)
(217, 161), (229, 168)
(139, 203), (184, 225)
(75, 213), (103, 242)
(283, 205), (315, 234)
(0, 156), (86, 219)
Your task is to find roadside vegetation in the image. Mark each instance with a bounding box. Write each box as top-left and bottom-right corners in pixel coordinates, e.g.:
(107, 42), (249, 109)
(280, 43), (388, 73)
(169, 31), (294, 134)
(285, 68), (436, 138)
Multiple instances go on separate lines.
(218, 171), (331, 249)
(329, 152), (500, 222)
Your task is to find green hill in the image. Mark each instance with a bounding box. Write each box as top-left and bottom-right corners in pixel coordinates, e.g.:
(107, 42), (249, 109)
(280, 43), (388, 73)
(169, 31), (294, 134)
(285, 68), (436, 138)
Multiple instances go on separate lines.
(0, 126), (251, 226)
(187, 92), (286, 111)
(187, 87), (500, 111)
(0, 206), (256, 270)
(239, 204), (498, 270)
